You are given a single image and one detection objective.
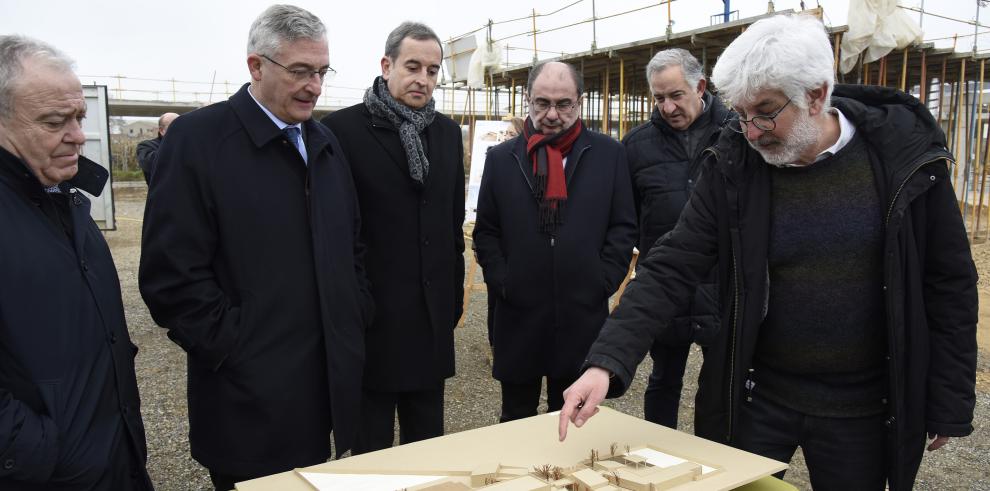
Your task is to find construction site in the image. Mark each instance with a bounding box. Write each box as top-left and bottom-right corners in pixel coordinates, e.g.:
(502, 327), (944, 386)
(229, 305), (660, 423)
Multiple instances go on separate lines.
(18, 1), (989, 488)
(91, 1), (990, 241)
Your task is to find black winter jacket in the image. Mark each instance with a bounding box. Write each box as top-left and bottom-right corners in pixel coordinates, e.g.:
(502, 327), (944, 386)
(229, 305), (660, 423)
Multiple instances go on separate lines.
(585, 85), (977, 489)
(0, 148), (151, 490)
(622, 93), (730, 346)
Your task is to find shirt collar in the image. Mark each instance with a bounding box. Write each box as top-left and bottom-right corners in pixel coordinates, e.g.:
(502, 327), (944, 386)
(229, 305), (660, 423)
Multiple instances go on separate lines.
(247, 85), (302, 132)
(814, 107), (856, 163)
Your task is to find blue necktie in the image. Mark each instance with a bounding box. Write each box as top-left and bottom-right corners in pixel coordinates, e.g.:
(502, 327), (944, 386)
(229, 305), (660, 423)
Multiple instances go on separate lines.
(283, 126), (304, 161)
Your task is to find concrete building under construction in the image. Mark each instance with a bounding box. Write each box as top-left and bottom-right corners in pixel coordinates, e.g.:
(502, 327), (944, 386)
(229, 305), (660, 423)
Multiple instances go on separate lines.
(442, 4), (990, 240)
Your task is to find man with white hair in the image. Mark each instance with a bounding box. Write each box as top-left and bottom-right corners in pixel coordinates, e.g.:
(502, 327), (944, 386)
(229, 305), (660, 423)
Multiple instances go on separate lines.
(0, 35), (152, 490)
(139, 5), (372, 490)
(559, 14), (977, 489)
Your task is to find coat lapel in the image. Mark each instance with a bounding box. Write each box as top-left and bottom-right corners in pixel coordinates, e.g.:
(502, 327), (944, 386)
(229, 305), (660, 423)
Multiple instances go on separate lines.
(367, 113), (412, 176)
(511, 136), (536, 193)
(423, 121), (443, 189)
(302, 119), (333, 160)
(564, 128), (593, 187)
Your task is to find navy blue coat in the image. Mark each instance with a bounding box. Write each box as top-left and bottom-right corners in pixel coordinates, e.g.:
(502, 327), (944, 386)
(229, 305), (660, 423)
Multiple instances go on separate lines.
(321, 104), (465, 392)
(0, 148), (151, 490)
(139, 84), (373, 475)
(473, 127), (637, 382)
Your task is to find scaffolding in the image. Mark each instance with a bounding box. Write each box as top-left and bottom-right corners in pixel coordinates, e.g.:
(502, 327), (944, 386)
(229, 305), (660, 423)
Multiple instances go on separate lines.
(445, 3), (990, 242)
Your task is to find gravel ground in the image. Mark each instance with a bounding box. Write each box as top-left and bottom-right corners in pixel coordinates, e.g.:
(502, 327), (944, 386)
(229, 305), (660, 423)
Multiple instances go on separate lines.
(105, 183), (990, 490)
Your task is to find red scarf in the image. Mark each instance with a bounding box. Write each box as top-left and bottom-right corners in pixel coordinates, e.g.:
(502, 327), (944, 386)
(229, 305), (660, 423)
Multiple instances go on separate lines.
(523, 118), (583, 234)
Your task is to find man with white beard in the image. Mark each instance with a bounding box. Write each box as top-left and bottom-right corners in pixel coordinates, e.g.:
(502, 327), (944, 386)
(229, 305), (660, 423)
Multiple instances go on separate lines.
(558, 13), (978, 490)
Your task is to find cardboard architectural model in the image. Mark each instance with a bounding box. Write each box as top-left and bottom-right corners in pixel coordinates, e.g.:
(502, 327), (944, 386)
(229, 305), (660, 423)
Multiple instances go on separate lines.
(236, 408), (788, 491)
(383, 444), (718, 491)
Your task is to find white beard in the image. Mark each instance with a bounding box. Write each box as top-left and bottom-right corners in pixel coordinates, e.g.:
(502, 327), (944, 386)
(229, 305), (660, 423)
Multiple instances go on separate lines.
(747, 110), (820, 167)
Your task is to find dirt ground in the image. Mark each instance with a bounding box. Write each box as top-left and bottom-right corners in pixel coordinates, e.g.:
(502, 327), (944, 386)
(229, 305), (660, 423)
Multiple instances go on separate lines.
(105, 183), (990, 490)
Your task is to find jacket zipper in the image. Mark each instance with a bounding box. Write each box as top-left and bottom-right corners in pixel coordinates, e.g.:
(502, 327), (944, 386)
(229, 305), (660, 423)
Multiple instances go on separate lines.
(701, 146), (742, 440)
(727, 234), (740, 440)
(697, 146), (739, 442)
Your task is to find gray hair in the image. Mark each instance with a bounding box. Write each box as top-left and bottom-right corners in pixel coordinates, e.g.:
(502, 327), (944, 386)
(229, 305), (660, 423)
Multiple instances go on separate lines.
(246, 4), (326, 57)
(526, 61), (584, 96)
(0, 35), (75, 120)
(711, 14), (834, 109)
(646, 48), (704, 92)
(385, 21), (444, 60)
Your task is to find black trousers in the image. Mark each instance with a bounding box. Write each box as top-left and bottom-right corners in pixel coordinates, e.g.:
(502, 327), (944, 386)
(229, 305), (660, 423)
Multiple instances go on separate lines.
(735, 392), (888, 490)
(351, 384), (445, 455)
(644, 340), (691, 428)
(210, 470), (263, 491)
(104, 428), (155, 491)
(499, 375), (578, 423)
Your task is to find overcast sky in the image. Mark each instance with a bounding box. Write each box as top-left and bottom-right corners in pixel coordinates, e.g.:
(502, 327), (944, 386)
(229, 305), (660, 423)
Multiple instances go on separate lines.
(1, 0), (983, 108)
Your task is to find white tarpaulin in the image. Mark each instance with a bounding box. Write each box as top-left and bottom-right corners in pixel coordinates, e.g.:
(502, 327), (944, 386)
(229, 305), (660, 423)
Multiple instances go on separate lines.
(467, 37), (504, 88)
(840, 0), (923, 74)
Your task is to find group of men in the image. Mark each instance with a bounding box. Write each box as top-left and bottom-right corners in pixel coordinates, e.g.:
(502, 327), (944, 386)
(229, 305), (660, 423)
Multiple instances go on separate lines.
(0, 5), (978, 491)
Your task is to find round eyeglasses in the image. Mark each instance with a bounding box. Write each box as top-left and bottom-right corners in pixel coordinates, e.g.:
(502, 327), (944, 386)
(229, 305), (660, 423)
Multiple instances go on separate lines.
(727, 98), (792, 133)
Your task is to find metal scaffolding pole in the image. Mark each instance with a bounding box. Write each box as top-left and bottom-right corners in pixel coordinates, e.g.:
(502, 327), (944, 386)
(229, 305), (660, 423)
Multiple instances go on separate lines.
(971, 59), (986, 241)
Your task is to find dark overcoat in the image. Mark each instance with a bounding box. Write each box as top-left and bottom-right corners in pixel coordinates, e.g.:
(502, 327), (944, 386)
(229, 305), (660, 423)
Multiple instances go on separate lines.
(321, 104), (465, 391)
(473, 128), (637, 383)
(0, 149), (151, 490)
(139, 84), (373, 476)
(587, 85), (978, 489)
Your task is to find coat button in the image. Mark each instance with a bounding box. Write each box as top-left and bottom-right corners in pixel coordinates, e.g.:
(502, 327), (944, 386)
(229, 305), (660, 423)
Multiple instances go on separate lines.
(80, 260), (89, 272)
(421, 199), (428, 206)
(3, 459), (14, 470)
(423, 237), (430, 246)
(110, 332), (118, 344)
(885, 416), (896, 427)
(423, 279), (431, 287)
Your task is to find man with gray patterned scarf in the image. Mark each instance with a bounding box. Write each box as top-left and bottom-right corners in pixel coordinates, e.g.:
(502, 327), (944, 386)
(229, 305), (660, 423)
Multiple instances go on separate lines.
(321, 21), (465, 454)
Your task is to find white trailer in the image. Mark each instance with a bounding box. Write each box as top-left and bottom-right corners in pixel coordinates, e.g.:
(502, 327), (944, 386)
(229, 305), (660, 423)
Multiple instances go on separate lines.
(81, 85), (115, 230)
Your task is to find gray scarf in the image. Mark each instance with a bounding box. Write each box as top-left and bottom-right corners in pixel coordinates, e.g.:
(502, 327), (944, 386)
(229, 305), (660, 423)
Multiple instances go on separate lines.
(364, 76), (436, 184)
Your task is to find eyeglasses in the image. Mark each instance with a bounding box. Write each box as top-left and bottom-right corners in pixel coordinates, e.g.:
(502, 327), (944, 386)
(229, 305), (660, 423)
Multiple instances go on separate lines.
(261, 54), (336, 82)
(727, 98), (792, 133)
(530, 98), (578, 114)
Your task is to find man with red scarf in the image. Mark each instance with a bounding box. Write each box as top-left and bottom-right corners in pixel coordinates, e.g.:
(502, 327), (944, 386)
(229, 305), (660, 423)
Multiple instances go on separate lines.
(474, 61), (637, 422)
